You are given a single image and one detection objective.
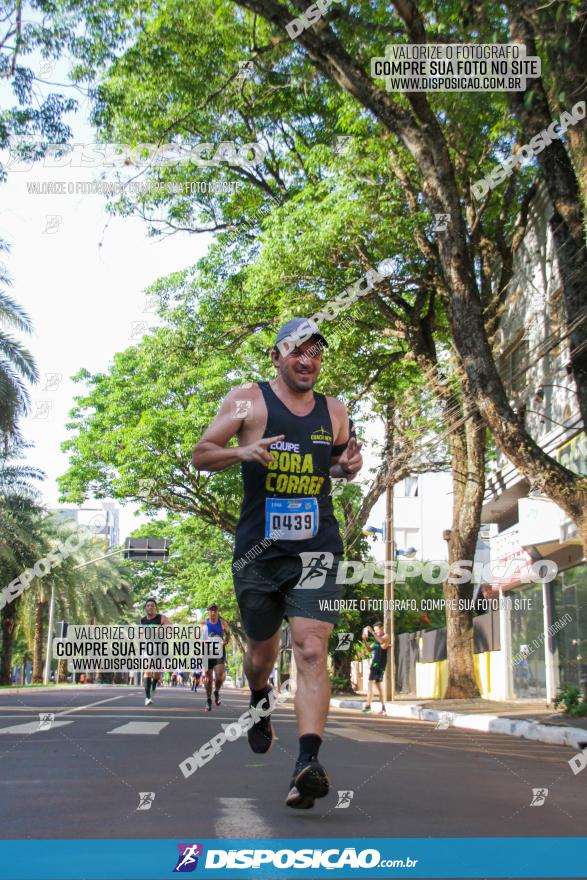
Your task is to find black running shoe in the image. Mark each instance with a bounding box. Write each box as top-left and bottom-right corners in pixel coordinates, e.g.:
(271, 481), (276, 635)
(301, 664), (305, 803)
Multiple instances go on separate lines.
(214, 689), (221, 706)
(247, 690), (274, 754)
(205, 699), (212, 712)
(285, 757), (329, 809)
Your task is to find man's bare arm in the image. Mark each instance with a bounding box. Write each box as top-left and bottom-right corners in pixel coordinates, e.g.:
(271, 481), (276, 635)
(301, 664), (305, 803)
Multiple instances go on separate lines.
(329, 400), (362, 482)
(192, 389), (284, 472)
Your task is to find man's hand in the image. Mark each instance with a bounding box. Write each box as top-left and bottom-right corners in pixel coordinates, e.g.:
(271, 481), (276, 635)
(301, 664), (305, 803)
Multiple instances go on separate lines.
(237, 434), (285, 466)
(337, 436), (363, 478)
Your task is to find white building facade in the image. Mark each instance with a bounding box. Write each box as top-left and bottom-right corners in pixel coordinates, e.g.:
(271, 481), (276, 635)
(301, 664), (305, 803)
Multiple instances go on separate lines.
(482, 183), (585, 702)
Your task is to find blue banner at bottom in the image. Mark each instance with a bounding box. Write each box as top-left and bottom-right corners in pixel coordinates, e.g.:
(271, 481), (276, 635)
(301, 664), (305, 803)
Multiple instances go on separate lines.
(0, 837), (585, 879)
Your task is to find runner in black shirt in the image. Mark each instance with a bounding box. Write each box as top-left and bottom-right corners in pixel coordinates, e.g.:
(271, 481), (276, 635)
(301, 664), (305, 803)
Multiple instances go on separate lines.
(192, 319), (363, 809)
(140, 598), (170, 705)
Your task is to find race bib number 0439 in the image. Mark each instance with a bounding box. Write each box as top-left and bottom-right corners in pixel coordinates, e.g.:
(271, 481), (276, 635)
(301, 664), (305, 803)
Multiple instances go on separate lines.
(265, 497), (319, 541)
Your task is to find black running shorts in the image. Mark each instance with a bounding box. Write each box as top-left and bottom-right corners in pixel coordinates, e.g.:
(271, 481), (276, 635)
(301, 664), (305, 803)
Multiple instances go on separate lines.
(233, 553), (343, 641)
(369, 666), (385, 682)
(207, 656), (226, 669)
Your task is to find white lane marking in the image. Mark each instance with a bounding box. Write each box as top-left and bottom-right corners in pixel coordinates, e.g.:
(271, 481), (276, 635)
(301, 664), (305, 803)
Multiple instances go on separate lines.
(0, 721), (75, 735)
(325, 725), (395, 743)
(215, 798), (267, 838)
(56, 695), (127, 717)
(108, 721), (169, 735)
(0, 713), (297, 722)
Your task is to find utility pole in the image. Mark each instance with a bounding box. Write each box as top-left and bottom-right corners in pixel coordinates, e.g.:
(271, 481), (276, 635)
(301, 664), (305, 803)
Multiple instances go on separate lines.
(383, 401), (395, 703)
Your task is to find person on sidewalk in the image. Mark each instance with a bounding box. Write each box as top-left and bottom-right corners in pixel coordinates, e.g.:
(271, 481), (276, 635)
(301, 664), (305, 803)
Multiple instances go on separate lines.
(192, 318), (363, 809)
(362, 622), (390, 715)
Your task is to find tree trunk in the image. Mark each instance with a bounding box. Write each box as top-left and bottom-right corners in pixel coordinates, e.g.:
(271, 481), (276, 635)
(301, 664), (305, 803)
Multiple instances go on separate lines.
(526, 1), (587, 208)
(0, 604), (17, 685)
(57, 659), (68, 683)
(443, 408), (486, 698)
(234, 0), (587, 550)
(32, 598), (46, 684)
(406, 309), (485, 698)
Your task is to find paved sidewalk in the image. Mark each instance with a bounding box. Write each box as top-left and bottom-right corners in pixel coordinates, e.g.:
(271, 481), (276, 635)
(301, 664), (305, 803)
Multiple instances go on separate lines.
(331, 694), (587, 750)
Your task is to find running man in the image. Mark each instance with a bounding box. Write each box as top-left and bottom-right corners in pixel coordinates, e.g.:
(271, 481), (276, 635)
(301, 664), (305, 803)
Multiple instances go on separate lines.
(202, 604), (230, 712)
(192, 318), (363, 808)
(141, 598), (170, 705)
(361, 622), (390, 714)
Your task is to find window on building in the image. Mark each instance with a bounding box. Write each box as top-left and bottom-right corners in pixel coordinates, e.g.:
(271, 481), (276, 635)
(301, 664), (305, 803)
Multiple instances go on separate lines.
(499, 332), (529, 398)
(396, 476), (419, 497)
(551, 564), (587, 699)
(510, 584), (547, 700)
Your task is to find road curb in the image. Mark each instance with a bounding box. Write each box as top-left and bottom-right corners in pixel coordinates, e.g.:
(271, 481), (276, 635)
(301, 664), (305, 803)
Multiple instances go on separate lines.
(330, 698), (587, 750)
(0, 684), (121, 695)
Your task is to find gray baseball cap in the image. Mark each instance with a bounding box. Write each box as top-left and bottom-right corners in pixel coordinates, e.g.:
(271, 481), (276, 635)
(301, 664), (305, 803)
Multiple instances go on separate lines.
(274, 318), (328, 355)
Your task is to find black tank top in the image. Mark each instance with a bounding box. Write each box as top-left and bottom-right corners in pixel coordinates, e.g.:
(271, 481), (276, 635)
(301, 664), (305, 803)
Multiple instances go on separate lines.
(233, 381), (343, 561)
(141, 613), (162, 626)
(370, 639), (388, 670)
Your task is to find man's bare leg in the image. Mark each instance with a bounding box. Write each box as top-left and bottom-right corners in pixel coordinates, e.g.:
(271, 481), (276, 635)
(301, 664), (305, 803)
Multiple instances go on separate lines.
(204, 669), (213, 710)
(289, 617), (333, 736)
(375, 680), (386, 712)
(243, 630), (281, 690)
(242, 629), (281, 753)
(213, 663), (226, 705)
(285, 617), (332, 809)
(363, 678), (374, 711)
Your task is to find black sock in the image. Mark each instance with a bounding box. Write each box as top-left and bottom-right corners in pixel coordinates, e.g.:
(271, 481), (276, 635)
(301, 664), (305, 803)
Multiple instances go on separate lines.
(298, 734), (322, 763)
(250, 686), (271, 707)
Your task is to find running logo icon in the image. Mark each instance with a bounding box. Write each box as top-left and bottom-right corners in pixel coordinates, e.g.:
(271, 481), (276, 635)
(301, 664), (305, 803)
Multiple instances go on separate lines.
(173, 843), (204, 872)
(335, 790), (354, 808)
(136, 792), (155, 811)
(530, 788), (549, 806)
(38, 713), (54, 730)
(294, 552), (334, 589)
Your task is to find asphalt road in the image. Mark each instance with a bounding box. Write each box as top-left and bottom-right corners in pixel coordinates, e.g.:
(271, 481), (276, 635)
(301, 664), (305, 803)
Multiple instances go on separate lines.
(0, 684), (584, 846)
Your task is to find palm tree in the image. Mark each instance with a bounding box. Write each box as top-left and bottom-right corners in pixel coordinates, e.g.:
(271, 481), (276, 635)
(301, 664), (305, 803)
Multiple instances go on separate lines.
(17, 516), (132, 683)
(10, 629), (33, 685)
(0, 239), (39, 435)
(0, 441), (46, 684)
(0, 496), (46, 683)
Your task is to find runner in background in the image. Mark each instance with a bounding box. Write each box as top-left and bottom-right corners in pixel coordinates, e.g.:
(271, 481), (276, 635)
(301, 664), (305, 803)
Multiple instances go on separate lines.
(202, 604), (230, 712)
(140, 598), (171, 706)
